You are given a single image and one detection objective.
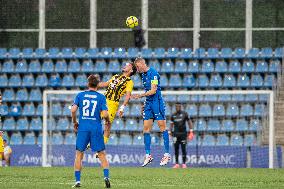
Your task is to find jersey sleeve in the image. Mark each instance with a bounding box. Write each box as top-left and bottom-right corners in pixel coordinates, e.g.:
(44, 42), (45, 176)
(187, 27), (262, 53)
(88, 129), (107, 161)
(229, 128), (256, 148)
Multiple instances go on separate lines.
(100, 95), (108, 111)
(185, 112), (190, 121)
(150, 70), (159, 85)
(73, 93), (80, 106)
(125, 80), (134, 92)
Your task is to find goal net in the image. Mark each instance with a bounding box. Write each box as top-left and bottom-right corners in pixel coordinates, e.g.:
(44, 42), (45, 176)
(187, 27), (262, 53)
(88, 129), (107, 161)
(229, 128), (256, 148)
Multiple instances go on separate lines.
(42, 90), (279, 168)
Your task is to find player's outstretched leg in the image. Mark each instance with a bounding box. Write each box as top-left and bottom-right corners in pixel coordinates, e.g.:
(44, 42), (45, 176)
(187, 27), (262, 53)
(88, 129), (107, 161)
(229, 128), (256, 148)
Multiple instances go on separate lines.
(98, 151), (111, 188)
(142, 119), (154, 167)
(158, 120), (171, 166)
(73, 151), (83, 188)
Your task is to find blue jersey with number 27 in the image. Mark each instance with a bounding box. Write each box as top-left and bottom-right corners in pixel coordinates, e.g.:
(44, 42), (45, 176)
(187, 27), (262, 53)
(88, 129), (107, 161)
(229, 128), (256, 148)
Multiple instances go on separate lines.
(73, 90), (108, 132)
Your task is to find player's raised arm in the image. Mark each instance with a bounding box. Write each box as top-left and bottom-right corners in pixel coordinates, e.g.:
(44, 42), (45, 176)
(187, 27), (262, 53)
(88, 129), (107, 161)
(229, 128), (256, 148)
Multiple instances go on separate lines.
(131, 78), (158, 99)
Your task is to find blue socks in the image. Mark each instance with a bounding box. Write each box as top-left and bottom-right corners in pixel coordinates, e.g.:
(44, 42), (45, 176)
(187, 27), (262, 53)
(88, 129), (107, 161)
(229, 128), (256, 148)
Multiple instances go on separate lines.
(162, 130), (170, 154)
(144, 133), (151, 155)
(103, 169), (109, 179)
(75, 171), (81, 182)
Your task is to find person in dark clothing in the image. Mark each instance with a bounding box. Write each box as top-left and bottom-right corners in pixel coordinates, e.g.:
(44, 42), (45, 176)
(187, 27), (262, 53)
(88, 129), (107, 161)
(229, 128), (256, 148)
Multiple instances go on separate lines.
(169, 102), (194, 168)
(133, 26), (145, 48)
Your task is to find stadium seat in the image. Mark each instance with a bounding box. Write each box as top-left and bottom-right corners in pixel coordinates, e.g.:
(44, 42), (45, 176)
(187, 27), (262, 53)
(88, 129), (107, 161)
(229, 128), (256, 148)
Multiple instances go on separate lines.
(127, 48), (139, 58)
(245, 94), (258, 102)
(30, 117), (42, 131)
(154, 48), (165, 58)
(2, 88), (15, 101)
(194, 119), (207, 131)
(251, 74), (263, 88)
(212, 104), (225, 117)
(235, 119), (248, 131)
(249, 119), (261, 131)
(10, 132), (23, 145)
(255, 60), (268, 73)
(197, 75), (209, 88)
(0, 48), (7, 59)
(231, 94), (245, 102)
(160, 60), (174, 73)
(269, 59), (281, 73)
(159, 74), (169, 88)
(218, 94), (231, 102)
(48, 48), (60, 58)
(174, 59), (187, 73)
(193, 48), (206, 58)
(254, 104), (266, 117)
(62, 74), (75, 87)
(199, 104), (211, 117)
(151, 134), (160, 145)
(61, 48), (73, 58)
(49, 74), (61, 87)
(264, 74), (276, 88)
(52, 133), (64, 145)
(51, 103), (62, 116)
(64, 133), (76, 145)
(17, 118), (29, 131)
(119, 134), (132, 145)
(204, 94), (217, 102)
(28, 59), (41, 73)
(188, 60), (199, 73)
(41, 59), (54, 73)
(237, 74), (250, 88)
(169, 74), (182, 88)
(234, 48), (245, 58)
(29, 88), (42, 101)
(100, 47), (112, 58)
(16, 88), (28, 101)
(22, 48), (34, 59)
(133, 134), (144, 145)
(220, 48), (232, 58)
(8, 74), (21, 87)
(74, 48), (86, 58)
(228, 60), (241, 73)
(201, 60), (214, 73)
(112, 119), (125, 131)
(202, 135), (215, 146)
(129, 105), (141, 117)
(259, 94), (269, 102)
(3, 117), (16, 131)
(247, 48), (260, 58)
(274, 47), (283, 58)
(125, 119), (138, 131)
(37, 133), (43, 145)
(141, 48), (153, 58)
(180, 48), (192, 59)
(102, 74), (112, 82)
(94, 60), (107, 73)
(8, 48), (21, 59)
(242, 60), (255, 73)
(207, 119), (221, 131)
(240, 104), (253, 117)
(68, 59), (81, 73)
(10, 103), (22, 116)
(23, 132), (36, 145)
(165, 103), (172, 117)
(62, 104), (71, 116)
(176, 94), (190, 103)
(36, 104), (43, 116)
(188, 135), (201, 146)
(167, 47), (179, 58)
(210, 74), (222, 88)
(0, 74), (8, 88)
(164, 94), (177, 103)
(244, 134), (257, 146)
(0, 104), (9, 116)
(221, 119), (234, 131)
(55, 59), (67, 73)
(57, 117), (70, 131)
(215, 60), (228, 73)
(22, 74), (35, 87)
(113, 47), (126, 58)
(87, 48), (99, 58)
(81, 59), (94, 73)
(34, 48), (46, 58)
(216, 135), (229, 146)
(108, 134), (119, 145)
(75, 74), (87, 87)
(226, 104), (239, 117)
(260, 47), (273, 58)
(2, 59), (14, 73)
(230, 134), (243, 146)
(148, 59), (161, 71)
(132, 74), (142, 88)
(15, 59), (28, 73)
(207, 48), (219, 58)
(47, 118), (57, 131)
(190, 94), (203, 102)
(185, 104), (198, 117)
(183, 74), (196, 88)
(22, 103), (36, 116)
(108, 59), (121, 72)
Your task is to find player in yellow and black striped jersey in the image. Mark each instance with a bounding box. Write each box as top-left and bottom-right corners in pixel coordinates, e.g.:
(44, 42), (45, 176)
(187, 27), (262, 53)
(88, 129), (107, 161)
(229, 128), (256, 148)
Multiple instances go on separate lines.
(0, 131), (4, 167)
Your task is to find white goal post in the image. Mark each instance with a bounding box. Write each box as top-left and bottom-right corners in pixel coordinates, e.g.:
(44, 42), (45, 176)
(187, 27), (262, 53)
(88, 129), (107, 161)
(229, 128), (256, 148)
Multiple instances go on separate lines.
(42, 90), (275, 168)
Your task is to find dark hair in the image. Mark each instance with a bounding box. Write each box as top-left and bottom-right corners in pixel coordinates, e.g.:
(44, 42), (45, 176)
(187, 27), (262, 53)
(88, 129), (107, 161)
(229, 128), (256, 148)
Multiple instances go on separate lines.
(3, 139), (7, 143)
(130, 62), (137, 76)
(88, 74), (100, 88)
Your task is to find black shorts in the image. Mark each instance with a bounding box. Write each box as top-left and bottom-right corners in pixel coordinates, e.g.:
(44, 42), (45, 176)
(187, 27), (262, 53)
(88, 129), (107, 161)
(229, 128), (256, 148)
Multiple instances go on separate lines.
(173, 134), (187, 145)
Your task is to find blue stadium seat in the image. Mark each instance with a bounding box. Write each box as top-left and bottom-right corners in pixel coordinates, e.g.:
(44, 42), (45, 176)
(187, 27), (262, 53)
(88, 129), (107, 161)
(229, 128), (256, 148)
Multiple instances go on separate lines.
(62, 74), (75, 87)
(61, 48), (73, 58)
(249, 119), (261, 131)
(242, 60), (255, 73)
(48, 48), (60, 58)
(183, 74), (196, 88)
(75, 74), (87, 87)
(8, 74), (21, 87)
(169, 74), (182, 88)
(0, 48), (7, 59)
(28, 59), (41, 73)
(133, 134), (144, 145)
(202, 135), (215, 146)
(254, 104), (266, 117)
(87, 48), (99, 58)
(269, 59), (281, 73)
(207, 119), (221, 131)
(165, 103), (172, 117)
(237, 74), (250, 88)
(167, 48), (179, 58)
(274, 47), (283, 58)
(125, 119), (137, 131)
(174, 59), (187, 73)
(160, 74), (169, 88)
(34, 48), (46, 58)
(52, 133), (64, 145)
(2, 89), (15, 101)
(264, 74), (276, 88)
(216, 135), (229, 146)
(141, 48), (153, 58)
(102, 74), (112, 82)
(151, 135), (160, 145)
(100, 47), (112, 58)
(81, 59), (94, 73)
(52, 103), (62, 116)
(10, 103), (22, 116)
(0, 104), (9, 116)
(207, 48), (219, 58)
(204, 94), (217, 102)
(180, 48), (192, 59)
(231, 94), (245, 102)
(164, 94), (177, 103)
(176, 94), (190, 103)
(17, 118), (29, 131)
(221, 119), (234, 131)
(35, 74), (48, 87)
(132, 74), (142, 88)
(62, 104), (71, 116)
(255, 60), (268, 73)
(68, 59), (81, 73)
(29, 88), (42, 102)
(234, 48), (245, 58)
(244, 134), (257, 146)
(148, 59), (161, 71)
(0, 74), (8, 88)
(127, 48), (139, 58)
(160, 60), (174, 73)
(94, 60), (107, 73)
(210, 74), (222, 88)
(37, 134), (43, 145)
(188, 60), (199, 73)
(41, 59), (54, 73)
(259, 94), (269, 102)
(8, 48), (21, 59)
(260, 47), (273, 58)
(129, 105), (141, 117)
(23, 132), (36, 145)
(218, 94), (231, 102)
(119, 134), (132, 145)
(190, 94), (203, 102)
(201, 60), (214, 73)
(22, 74), (35, 87)
(226, 104), (239, 117)
(64, 133), (76, 145)
(230, 134), (243, 146)
(74, 48), (86, 58)
(36, 104), (43, 116)
(16, 89), (28, 101)
(10, 132), (23, 145)
(220, 48), (232, 58)
(108, 134), (119, 145)
(188, 135), (201, 146)
(113, 48), (126, 58)
(193, 48), (206, 58)
(240, 104), (253, 117)
(57, 117), (70, 131)
(22, 103), (35, 116)
(251, 74), (263, 88)
(199, 104), (211, 117)
(245, 94), (258, 102)
(228, 60), (241, 73)
(197, 75), (209, 88)
(111, 119), (123, 131)
(212, 104), (225, 117)
(48, 118), (57, 131)
(154, 48), (165, 58)
(215, 60), (228, 73)
(2, 59), (14, 73)
(49, 74), (61, 87)
(30, 117), (42, 131)
(247, 48), (260, 58)
(22, 48), (34, 58)
(185, 104), (198, 117)
(235, 119), (248, 131)
(108, 59), (121, 72)
(15, 59), (28, 73)
(55, 59), (67, 73)
(3, 117), (16, 131)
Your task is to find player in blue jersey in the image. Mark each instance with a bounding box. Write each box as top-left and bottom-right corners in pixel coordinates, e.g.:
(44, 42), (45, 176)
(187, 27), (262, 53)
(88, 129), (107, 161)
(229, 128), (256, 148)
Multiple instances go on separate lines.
(131, 57), (171, 167)
(71, 74), (111, 188)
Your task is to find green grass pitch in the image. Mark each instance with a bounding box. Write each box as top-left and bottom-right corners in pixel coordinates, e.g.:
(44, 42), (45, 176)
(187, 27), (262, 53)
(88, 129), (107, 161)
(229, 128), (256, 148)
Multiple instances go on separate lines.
(1, 167), (284, 189)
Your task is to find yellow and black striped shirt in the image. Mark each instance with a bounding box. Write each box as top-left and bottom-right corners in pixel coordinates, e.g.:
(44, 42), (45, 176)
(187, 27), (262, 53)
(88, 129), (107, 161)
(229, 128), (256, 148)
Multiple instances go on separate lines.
(105, 74), (134, 102)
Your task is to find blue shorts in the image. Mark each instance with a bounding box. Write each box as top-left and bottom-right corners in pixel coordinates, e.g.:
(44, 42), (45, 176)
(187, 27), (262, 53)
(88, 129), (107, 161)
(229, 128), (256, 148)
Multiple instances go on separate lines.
(76, 131), (105, 152)
(143, 99), (166, 120)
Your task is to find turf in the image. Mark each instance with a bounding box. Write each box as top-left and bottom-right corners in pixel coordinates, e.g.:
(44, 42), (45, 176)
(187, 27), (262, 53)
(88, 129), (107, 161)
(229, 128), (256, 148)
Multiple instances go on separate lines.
(1, 167), (284, 189)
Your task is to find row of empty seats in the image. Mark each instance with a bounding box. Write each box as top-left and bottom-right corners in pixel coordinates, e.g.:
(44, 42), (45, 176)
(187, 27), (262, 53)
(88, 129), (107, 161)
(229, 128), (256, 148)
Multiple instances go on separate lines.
(0, 47), (282, 59)
(0, 58), (281, 73)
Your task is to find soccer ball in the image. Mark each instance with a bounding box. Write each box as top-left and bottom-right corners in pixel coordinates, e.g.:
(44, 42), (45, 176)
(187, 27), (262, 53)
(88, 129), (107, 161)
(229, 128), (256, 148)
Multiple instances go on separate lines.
(126, 16), (138, 28)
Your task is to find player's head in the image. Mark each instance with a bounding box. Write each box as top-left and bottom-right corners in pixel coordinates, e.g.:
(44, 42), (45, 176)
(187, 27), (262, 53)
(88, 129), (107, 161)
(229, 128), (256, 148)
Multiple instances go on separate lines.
(134, 57), (147, 73)
(122, 62), (137, 76)
(87, 74), (100, 89)
(3, 139), (7, 146)
(175, 102), (182, 112)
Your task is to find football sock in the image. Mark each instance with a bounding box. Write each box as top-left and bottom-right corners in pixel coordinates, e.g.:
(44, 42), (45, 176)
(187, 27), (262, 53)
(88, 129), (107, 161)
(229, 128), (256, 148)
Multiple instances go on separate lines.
(75, 171), (81, 183)
(162, 130), (170, 154)
(103, 169), (109, 179)
(144, 133), (151, 155)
